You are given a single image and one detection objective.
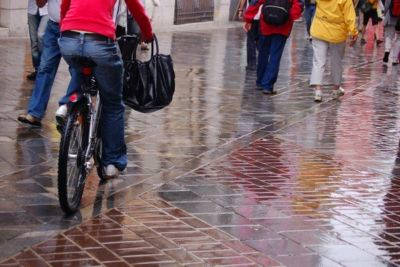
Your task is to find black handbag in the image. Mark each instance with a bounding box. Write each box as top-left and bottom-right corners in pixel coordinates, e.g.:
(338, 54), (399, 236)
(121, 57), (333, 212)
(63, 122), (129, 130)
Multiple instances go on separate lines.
(118, 34), (140, 61)
(123, 35), (175, 113)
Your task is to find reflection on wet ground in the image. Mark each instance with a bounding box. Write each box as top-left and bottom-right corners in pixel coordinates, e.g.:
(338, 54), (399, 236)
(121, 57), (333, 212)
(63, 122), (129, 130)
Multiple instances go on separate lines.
(0, 24), (400, 266)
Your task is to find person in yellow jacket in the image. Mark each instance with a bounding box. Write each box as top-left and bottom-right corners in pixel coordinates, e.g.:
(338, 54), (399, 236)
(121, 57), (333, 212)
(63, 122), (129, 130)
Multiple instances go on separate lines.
(310, 0), (358, 102)
(360, 0), (383, 44)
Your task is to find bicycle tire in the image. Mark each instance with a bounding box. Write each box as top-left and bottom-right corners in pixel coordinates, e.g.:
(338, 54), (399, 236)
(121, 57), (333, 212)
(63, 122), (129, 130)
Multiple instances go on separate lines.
(58, 104), (89, 214)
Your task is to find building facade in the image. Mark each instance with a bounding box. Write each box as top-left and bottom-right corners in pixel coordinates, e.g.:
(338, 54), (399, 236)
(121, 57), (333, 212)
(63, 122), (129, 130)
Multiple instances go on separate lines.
(0, 0), (232, 36)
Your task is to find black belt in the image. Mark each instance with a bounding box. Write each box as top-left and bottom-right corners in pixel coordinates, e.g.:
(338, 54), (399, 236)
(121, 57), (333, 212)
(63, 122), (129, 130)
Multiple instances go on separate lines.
(61, 31), (113, 43)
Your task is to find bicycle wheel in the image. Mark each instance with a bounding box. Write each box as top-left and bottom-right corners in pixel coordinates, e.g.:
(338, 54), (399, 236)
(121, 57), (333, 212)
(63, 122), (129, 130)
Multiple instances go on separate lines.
(58, 104), (89, 214)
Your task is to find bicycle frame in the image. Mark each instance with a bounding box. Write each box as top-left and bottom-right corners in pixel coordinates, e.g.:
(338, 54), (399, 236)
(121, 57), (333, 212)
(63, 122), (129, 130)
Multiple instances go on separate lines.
(69, 70), (102, 174)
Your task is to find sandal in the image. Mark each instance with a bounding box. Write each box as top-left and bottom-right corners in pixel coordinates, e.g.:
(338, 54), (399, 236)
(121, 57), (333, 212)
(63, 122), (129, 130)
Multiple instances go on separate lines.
(17, 114), (42, 127)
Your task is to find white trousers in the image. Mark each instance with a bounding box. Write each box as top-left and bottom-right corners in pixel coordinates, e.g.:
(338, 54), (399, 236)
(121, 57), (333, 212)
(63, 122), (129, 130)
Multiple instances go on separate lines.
(384, 26), (400, 62)
(310, 38), (346, 86)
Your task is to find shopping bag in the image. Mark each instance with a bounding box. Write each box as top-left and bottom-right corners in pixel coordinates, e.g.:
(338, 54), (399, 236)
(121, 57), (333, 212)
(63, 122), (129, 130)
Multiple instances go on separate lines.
(123, 35), (175, 113)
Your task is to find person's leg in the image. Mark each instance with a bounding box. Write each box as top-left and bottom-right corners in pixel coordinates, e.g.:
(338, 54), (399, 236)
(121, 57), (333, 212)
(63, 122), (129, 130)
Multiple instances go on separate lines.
(371, 10), (383, 44)
(27, 21), (62, 120)
(361, 11), (370, 43)
(392, 31), (400, 64)
(246, 20), (258, 70)
(256, 35), (269, 88)
(27, 13), (40, 72)
(37, 15), (49, 54)
(260, 34), (287, 93)
(83, 40), (127, 171)
(329, 41), (346, 93)
(310, 38), (328, 101)
(58, 66), (82, 106)
(384, 26), (394, 64)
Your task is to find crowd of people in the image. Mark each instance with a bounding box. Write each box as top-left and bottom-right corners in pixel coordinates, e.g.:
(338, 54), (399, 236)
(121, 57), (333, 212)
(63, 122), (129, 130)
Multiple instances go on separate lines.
(239, 0), (400, 102)
(14, 0), (400, 178)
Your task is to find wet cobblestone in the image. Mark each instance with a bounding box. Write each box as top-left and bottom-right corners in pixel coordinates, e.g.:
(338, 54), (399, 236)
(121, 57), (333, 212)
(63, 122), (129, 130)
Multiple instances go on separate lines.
(0, 23), (400, 266)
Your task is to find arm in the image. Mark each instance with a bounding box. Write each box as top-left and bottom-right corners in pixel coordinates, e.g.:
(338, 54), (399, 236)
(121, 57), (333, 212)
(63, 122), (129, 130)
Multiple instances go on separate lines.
(244, 0), (265, 22)
(290, 0), (303, 21)
(342, 0), (358, 37)
(238, 0), (247, 18)
(60, 0), (71, 26)
(125, 0), (153, 41)
(36, 0), (47, 8)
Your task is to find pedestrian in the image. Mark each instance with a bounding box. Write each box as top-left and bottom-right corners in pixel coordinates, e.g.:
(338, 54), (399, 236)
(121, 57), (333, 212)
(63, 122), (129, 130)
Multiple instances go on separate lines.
(304, 0), (316, 41)
(239, 0), (260, 71)
(58, 0), (153, 178)
(360, 0), (384, 44)
(27, 0), (49, 81)
(17, 0), (79, 127)
(244, 0), (302, 95)
(310, 0), (358, 102)
(383, 0), (400, 66)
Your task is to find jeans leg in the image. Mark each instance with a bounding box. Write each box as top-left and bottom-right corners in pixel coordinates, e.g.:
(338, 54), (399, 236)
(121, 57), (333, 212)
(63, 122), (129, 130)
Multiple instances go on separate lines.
(260, 35), (287, 90)
(28, 13), (40, 70)
(28, 21), (62, 119)
(58, 66), (82, 106)
(82, 41), (126, 171)
(256, 36), (270, 86)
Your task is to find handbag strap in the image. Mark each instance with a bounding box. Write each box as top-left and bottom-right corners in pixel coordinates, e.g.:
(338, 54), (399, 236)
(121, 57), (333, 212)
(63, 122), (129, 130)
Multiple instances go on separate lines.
(150, 34), (159, 57)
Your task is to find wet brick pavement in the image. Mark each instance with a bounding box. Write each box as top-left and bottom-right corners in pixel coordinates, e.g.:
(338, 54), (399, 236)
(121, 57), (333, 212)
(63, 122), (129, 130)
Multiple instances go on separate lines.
(0, 24), (400, 266)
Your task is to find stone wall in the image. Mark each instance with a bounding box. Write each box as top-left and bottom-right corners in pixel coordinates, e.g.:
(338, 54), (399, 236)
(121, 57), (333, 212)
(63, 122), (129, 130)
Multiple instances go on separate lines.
(0, 0), (28, 36)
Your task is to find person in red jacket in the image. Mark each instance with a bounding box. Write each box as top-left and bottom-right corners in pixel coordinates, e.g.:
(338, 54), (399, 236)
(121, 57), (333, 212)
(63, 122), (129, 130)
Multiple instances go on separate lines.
(58, 0), (153, 178)
(244, 0), (302, 94)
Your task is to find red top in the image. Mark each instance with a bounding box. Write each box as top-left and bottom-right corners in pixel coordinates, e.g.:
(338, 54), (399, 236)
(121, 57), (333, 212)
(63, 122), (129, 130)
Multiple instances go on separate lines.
(244, 0), (302, 37)
(60, 0), (153, 40)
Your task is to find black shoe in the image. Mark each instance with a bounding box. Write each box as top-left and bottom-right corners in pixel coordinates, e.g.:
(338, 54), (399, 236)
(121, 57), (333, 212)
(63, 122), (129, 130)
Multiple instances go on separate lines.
(383, 52), (390, 64)
(360, 38), (366, 45)
(26, 71), (37, 81)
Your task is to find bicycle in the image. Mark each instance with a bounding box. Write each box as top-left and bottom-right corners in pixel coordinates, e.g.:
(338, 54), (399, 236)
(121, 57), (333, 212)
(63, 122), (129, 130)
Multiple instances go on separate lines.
(57, 57), (105, 215)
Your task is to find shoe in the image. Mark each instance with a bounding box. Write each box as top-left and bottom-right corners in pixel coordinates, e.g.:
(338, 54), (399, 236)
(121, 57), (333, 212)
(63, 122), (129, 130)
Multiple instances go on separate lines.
(393, 61), (399, 66)
(376, 39), (383, 45)
(104, 165), (119, 179)
(360, 38), (366, 44)
(383, 51), (390, 65)
(26, 71), (37, 81)
(314, 89), (322, 102)
(17, 114), (41, 127)
(308, 36), (313, 42)
(262, 89), (277, 95)
(55, 105), (68, 126)
(332, 87), (345, 99)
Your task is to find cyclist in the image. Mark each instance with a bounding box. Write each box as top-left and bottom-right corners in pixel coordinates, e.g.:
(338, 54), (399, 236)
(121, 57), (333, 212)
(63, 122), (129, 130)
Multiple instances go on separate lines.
(58, 0), (153, 178)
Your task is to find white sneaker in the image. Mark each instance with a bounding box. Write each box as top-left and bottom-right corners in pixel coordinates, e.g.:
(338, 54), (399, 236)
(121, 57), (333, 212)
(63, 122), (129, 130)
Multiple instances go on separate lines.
(104, 165), (119, 179)
(314, 89), (322, 102)
(55, 104), (68, 125)
(332, 87), (345, 99)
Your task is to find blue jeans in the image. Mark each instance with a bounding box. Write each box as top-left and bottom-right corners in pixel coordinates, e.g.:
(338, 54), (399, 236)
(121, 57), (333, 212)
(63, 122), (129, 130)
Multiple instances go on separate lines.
(28, 13), (49, 70)
(256, 34), (287, 91)
(304, 4), (316, 36)
(247, 20), (259, 68)
(28, 20), (79, 119)
(58, 34), (127, 171)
